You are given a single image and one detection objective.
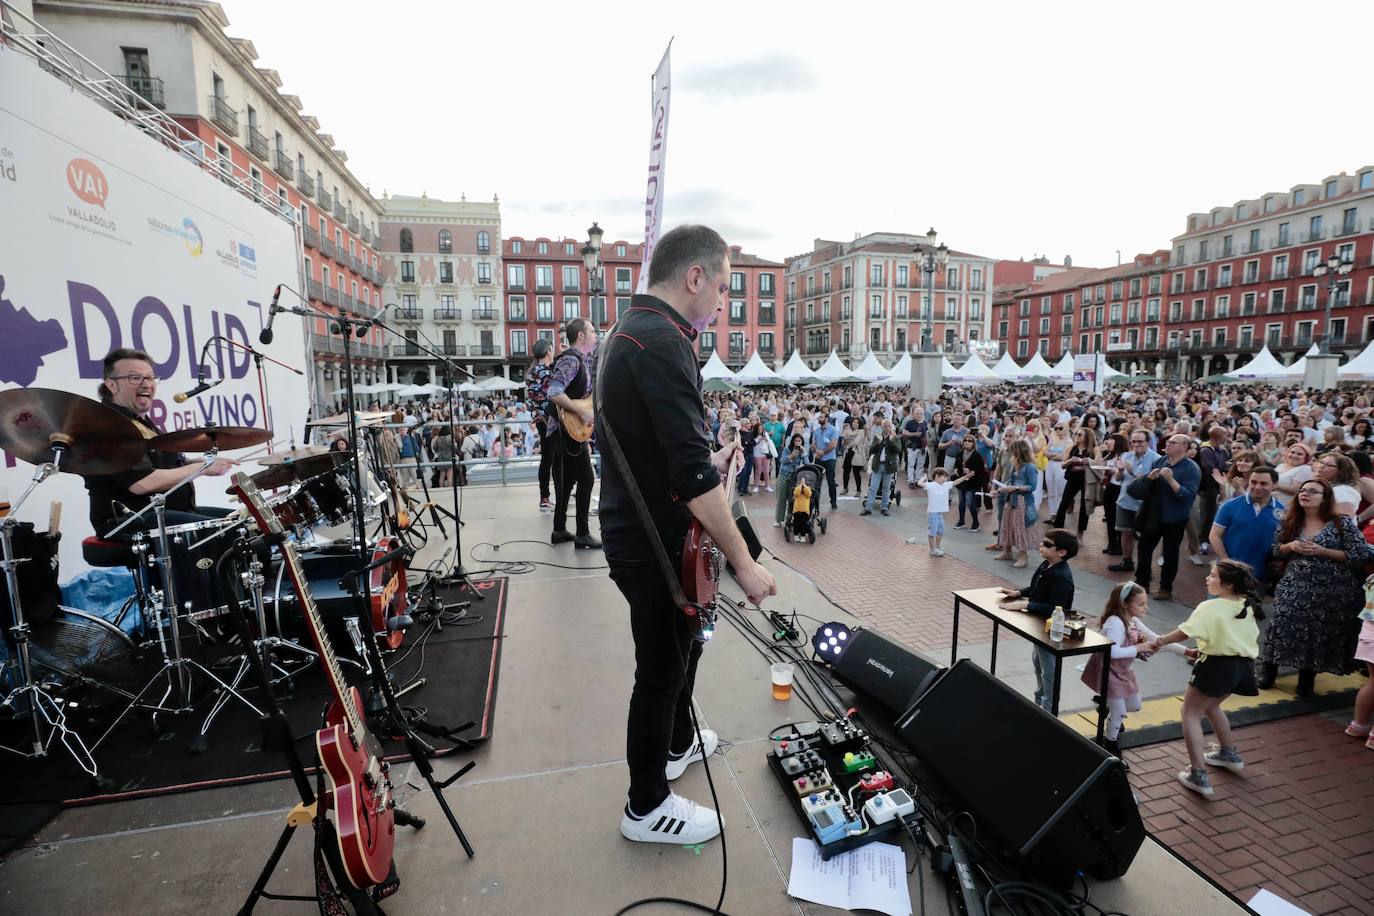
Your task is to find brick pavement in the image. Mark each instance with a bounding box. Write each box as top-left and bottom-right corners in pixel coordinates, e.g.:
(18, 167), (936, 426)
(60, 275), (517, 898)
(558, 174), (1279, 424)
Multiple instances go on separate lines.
(1124, 712), (1374, 915)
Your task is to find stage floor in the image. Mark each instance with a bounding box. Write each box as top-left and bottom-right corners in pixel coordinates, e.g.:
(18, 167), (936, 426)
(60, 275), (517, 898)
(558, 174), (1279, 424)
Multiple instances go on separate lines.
(0, 483), (1245, 915)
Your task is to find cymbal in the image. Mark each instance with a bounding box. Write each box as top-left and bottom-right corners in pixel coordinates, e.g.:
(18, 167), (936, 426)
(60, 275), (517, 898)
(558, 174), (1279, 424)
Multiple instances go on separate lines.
(149, 425), (273, 453)
(0, 388), (145, 475)
(258, 444), (330, 466)
(249, 452), (349, 490)
(313, 410), (391, 427)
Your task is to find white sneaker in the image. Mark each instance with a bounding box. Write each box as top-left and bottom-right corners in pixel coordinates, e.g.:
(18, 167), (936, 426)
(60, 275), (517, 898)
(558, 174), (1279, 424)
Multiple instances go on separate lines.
(620, 792), (722, 844)
(1189, 554), (1206, 566)
(666, 728), (718, 781)
(751, 487), (759, 494)
(1156, 556), (1164, 567)
(766, 486), (774, 492)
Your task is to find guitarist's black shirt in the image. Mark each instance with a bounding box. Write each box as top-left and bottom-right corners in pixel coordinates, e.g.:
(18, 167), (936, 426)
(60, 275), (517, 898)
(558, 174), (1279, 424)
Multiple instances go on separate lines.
(596, 295), (722, 563)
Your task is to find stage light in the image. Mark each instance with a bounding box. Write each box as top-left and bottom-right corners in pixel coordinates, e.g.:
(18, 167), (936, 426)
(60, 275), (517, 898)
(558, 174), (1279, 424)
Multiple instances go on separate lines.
(812, 622), (851, 662)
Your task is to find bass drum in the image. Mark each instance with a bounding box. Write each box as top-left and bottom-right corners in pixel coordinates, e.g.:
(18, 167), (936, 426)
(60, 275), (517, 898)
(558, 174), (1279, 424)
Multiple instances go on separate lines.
(28, 607), (142, 703)
(264, 537), (409, 659)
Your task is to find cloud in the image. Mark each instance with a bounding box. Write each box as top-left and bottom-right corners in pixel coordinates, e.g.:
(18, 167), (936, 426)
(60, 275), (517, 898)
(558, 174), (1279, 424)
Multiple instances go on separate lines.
(680, 53), (818, 99)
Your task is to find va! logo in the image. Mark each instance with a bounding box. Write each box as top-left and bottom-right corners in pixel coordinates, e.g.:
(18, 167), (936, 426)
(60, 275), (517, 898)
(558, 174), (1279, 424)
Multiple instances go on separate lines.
(66, 158), (109, 207)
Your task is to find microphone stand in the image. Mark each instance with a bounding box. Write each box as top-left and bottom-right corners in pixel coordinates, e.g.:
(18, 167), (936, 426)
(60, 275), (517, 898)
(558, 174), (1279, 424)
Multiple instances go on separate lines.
(270, 289), (477, 860)
(204, 334), (304, 452)
(374, 306), (481, 595)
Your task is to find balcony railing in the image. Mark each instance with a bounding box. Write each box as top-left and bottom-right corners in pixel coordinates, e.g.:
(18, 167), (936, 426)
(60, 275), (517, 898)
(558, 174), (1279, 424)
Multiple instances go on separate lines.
(298, 172), (315, 197)
(507, 282), (526, 292)
(333, 202), (346, 222)
(247, 126), (269, 160)
(323, 287), (341, 307)
(318, 188), (332, 210)
(303, 227), (319, 250)
(208, 95), (239, 135)
(398, 308), (423, 321)
(474, 344), (503, 358)
(728, 314), (747, 325)
(472, 309), (498, 321)
(348, 214), (360, 234)
(478, 276), (492, 285)
(321, 239), (337, 260)
(1305, 230), (1326, 243)
(758, 310), (776, 325)
(438, 275), (454, 285)
(361, 226), (373, 245)
(535, 284), (553, 293)
(440, 344), (466, 356)
(758, 345), (775, 357)
(434, 309), (462, 321)
(397, 271), (416, 285)
(269, 149), (293, 181)
(120, 74), (165, 108)
(307, 280), (324, 300)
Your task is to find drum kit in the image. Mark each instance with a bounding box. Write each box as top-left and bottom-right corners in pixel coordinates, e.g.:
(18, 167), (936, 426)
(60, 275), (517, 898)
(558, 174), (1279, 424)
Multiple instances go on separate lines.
(0, 388), (411, 781)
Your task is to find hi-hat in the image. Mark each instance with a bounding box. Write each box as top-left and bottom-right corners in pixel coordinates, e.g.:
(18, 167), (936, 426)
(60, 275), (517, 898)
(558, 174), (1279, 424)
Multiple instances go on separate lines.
(0, 388), (145, 475)
(150, 424), (272, 453)
(258, 444), (330, 466)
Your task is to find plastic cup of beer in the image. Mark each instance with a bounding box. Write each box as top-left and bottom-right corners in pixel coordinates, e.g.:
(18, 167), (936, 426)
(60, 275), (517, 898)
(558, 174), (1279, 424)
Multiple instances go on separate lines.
(770, 662), (795, 701)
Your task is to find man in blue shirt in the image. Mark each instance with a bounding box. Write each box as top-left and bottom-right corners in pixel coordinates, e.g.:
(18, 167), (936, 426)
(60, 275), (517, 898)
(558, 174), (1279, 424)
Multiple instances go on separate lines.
(811, 413), (841, 509)
(1107, 430), (1159, 574)
(1208, 466), (1284, 585)
(1133, 433), (1200, 602)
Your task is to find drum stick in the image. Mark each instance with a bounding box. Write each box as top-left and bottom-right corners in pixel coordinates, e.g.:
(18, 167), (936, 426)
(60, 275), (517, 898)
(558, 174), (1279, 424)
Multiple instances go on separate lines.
(49, 501), (62, 535)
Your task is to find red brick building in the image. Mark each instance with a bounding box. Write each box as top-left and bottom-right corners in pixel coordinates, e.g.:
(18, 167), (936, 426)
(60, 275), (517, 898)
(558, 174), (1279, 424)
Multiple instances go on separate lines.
(713, 246), (784, 371)
(994, 165), (1374, 379)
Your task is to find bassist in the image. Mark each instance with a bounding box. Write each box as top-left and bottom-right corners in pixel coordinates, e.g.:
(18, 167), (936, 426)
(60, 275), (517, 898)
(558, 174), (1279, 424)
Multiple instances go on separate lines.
(597, 225), (776, 846)
(547, 318), (600, 549)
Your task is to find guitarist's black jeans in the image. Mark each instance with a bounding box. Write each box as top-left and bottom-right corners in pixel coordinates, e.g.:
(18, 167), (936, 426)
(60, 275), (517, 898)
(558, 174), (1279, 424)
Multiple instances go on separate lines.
(552, 429), (595, 536)
(610, 556), (704, 816)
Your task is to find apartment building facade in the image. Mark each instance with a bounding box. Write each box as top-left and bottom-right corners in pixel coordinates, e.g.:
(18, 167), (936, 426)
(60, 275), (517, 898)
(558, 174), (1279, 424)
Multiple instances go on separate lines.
(378, 194), (503, 385)
(784, 233), (996, 370)
(34, 0), (386, 405)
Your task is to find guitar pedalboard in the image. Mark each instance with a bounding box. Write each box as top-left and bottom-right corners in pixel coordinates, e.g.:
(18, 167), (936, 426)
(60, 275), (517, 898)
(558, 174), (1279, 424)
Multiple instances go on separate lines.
(768, 718), (919, 860)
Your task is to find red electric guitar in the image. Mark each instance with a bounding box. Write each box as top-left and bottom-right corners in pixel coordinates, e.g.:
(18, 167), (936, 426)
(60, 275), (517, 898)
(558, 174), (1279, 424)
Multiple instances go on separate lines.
(679, 422), (748, 640)
(229, 472), (397, 891)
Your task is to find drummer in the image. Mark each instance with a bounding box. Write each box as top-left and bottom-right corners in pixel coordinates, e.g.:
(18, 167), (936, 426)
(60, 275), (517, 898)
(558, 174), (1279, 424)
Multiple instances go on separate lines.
(84, 348), (238, 539)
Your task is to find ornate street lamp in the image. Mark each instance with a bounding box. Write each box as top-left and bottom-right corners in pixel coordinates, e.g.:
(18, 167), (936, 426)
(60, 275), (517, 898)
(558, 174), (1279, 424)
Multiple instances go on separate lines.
(914, 227), (950, 353)
(1312, 252), (1354, 354)
(582, 221), (605, 296)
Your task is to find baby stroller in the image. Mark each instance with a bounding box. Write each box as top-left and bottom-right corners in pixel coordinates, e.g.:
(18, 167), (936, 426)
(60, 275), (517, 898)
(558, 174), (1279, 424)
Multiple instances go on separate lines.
(784, 463), (829, 544)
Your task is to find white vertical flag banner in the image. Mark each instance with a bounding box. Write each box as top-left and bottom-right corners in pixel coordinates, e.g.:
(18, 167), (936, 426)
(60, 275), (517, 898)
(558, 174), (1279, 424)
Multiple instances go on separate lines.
(636, 43), (672, 293)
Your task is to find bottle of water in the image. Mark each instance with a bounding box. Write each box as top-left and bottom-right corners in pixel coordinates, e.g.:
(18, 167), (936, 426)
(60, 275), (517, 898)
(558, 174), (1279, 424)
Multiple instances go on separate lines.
(1050, 605), (1066, 642)
(905, 537), (922, 544)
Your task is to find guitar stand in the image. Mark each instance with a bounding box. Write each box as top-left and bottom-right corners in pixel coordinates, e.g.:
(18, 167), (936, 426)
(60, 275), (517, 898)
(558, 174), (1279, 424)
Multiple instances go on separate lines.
(346, 568), (477, 859)
(216, 545), (421, 915)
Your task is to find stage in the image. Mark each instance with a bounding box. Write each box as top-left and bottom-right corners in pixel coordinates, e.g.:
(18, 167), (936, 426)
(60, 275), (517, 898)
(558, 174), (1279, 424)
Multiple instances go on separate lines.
(0, 483), (1246, 915)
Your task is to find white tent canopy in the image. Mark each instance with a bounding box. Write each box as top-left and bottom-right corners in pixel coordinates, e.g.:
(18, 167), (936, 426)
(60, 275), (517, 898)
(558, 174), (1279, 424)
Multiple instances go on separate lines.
(397, 382), (447, 398)
(814, 349), (856, 382)
(478, 376), (524, 391)
(1280, 343), (1321, 378)
(877, 352), (912, 386)
(851, 351), (892, 381)
(776, 350), (818, 383)
(1231, 345), (1291, 381)
(1021, 351), (1057, 378)
(1049, 352), (1076, 382)
(990, 352), (1025, 381)
(734, 350), (779, 382)
(939, 355), (959, 379)
(951, 353), (1001, 383)
(1339, 340), (1374, 380)
(700, 351), (735, 380)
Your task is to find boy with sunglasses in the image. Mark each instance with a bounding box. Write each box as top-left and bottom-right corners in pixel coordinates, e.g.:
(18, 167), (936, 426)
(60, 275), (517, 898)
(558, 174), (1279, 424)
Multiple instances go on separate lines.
(997, 528), (1080, 712)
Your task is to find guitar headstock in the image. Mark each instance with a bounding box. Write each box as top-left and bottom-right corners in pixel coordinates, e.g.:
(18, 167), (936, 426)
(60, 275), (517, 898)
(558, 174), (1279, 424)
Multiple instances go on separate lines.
(228, 471), (284, 537)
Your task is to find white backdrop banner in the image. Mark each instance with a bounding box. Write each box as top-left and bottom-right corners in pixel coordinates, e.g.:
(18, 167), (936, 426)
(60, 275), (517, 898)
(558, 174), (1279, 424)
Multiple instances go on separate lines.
(1073, 353), (1103, 394)
(635, 43), (671, 294)
(0, 47), (307, 578)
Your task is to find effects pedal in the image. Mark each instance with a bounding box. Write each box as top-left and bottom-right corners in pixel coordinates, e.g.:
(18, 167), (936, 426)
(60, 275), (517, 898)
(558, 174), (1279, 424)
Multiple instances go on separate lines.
(841, 750), (877, 773)
(862, 789), (917, 826)
(819, 718), (867, 748)
(793, 769), (833, 796)
(858, 770), (895, 793)
(811, 803), (865, 845)
(773, 737), (815, 758)
(781, 748), (824, 775)
(800, 787), (844, 817)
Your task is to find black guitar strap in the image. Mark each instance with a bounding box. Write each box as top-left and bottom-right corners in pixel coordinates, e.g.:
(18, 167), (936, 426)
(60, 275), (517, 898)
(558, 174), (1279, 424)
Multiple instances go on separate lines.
(593, 327), (696, 612)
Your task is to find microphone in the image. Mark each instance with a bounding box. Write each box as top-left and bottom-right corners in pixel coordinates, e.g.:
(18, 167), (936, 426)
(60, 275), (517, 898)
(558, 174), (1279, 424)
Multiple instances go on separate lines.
(173, 375), (223, 403)
(259, 285), (282, 344)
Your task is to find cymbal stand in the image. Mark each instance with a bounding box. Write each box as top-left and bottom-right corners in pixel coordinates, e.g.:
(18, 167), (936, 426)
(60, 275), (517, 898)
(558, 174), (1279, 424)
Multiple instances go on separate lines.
(97, 448), (264, 748)
(0, 450), (100, 779)
(200, 547), (318, 738)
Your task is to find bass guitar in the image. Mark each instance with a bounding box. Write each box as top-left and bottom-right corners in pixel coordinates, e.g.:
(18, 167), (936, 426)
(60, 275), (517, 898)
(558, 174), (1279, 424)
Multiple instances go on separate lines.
(557, 396), (595, 443)
(679, 422), (748, 641)
(228, 472), (397, 891)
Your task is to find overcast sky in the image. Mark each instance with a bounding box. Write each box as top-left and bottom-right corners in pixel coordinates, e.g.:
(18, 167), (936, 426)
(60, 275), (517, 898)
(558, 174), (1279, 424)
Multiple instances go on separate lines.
(222, 0), (1372, 269)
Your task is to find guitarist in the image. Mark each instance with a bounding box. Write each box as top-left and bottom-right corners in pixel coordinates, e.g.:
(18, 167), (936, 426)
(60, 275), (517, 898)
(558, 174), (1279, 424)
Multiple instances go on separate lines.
(598, 225), (776, 846)
(547, 317), (601, 549)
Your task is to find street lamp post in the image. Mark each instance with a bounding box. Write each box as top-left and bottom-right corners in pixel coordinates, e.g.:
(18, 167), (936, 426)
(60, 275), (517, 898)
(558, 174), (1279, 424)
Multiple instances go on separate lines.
(914, 227), (950, 353)
(581, 222), (605, 327)
(1312, 252), (1354, 354)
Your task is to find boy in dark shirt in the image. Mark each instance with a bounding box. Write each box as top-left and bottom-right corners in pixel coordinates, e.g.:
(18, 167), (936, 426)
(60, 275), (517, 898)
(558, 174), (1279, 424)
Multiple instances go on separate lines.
(997, 528), (1079, 712)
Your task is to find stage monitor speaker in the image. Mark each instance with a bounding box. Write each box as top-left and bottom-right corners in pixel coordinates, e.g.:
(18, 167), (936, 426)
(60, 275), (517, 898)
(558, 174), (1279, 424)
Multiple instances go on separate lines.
(830, 627), (943, 715)
(896, 659), (1144, 886)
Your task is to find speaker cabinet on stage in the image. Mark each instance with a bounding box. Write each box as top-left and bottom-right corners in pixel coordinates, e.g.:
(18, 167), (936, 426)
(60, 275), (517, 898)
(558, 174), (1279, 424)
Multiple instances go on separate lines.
(896, 659), (1144, 886)
(831, 627), (943, 715)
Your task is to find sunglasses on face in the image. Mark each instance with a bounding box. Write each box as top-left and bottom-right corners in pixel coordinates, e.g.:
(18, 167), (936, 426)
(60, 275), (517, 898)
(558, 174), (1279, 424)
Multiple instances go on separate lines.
(1041, 539), (1057, 549)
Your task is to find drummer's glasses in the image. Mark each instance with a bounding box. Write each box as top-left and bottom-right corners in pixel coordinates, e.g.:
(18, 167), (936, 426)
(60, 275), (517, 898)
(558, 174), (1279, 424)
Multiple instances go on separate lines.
(108, 374), (159, 386)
